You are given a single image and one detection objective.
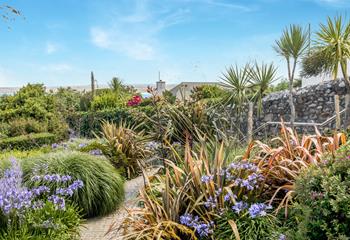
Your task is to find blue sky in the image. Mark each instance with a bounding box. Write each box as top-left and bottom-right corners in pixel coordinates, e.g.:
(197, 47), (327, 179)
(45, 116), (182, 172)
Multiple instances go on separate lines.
(0, 0), (349, 87)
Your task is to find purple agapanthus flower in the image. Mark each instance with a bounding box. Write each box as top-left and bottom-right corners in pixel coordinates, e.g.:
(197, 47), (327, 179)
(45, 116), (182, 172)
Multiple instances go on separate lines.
(201, 175), (213, 183)
(248, 203), (272, 218)
(0, 158), (84, 218)
(232, 201), (248, 214)
(179, 213), (214, 238)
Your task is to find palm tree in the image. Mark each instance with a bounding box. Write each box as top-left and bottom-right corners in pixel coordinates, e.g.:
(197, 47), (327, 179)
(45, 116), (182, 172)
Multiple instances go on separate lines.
(109, 77), (123, 93)
(247, 62), (279, 142)
(274, 25), (308, 128)
(315, 16), (350, 128)
(220, 64), (250, 138)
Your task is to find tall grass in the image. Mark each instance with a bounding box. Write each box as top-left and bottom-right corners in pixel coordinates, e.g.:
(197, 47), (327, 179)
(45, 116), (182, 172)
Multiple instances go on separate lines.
(22, 151), (124, 218)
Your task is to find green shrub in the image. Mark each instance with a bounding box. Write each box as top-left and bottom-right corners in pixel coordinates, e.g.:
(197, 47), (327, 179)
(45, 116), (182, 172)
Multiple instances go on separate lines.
(67, 107), (153, 138)
(292, 147), (350, 239)
(23, 151), (125, 217)
(0, 84), (69, 139)
(8, 118), (47, 137)
(91, 91), (129, 110)
(0, 133), (56, 150)
(190, 85), (226, 102)
(0, 148), (51, 161)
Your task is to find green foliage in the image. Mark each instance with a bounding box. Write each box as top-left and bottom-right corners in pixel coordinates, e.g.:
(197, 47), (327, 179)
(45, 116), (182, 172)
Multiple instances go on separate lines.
(0, 133), (56, 150)
(214, 210), (280, 240)
(269, 79), (301, 92)
(0, 84), (68, 140)
(0, 202), (81, 240)
(7, 118), (47, 137)
(95, 121), (148, 178)
(91, 91), (127, 110)
(162, 90), (176, 104)
(67, 107), (153, 138)
(315, 15), (350, 80)
(53, 87), (82, 119)
(301, 50), (332, 78)
(190, 85), (226, 103)
(23, 151), (125, 217)
(0, 148), (51, 161)
(292, 146), (350, 239)
(167, 102), (214, 144)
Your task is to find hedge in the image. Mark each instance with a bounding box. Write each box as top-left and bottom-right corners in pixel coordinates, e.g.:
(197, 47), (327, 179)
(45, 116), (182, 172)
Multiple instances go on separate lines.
(67, 106), (154, 138)
(0, 132), (56, 150)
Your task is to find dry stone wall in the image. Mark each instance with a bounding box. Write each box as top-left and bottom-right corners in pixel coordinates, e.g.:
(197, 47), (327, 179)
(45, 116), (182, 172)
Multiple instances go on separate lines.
(239, 79), (348, 137)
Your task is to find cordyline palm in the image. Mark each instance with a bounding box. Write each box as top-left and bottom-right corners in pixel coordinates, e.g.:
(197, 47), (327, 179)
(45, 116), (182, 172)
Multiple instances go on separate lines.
(274, 25), (308, 128)
(220, 64), (250, 138)
(249, 62), (279, 113)
(109, 77), (123, 93)
(245, 62), (279, 143)
(316, 15), (350, 128)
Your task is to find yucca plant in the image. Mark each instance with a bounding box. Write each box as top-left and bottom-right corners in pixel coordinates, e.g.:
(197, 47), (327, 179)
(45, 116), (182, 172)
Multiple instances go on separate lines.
(243, 121), (346, 215)
(95, 120), (149, 178)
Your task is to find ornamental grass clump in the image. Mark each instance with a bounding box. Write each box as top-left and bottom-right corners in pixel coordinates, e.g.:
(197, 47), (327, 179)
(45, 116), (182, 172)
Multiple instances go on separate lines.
(243, 122), (346, 214)
(0, 158), (82, 240)
(23, 151), (124, 217)
(118, 141), (279, 239)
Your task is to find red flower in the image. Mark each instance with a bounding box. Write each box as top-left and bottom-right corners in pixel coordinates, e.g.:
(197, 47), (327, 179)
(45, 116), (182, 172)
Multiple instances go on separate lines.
(127, 95), (142, 107)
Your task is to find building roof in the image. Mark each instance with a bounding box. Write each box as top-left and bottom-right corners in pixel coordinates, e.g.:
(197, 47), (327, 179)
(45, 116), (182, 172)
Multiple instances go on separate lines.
(169, 81), (220, 92)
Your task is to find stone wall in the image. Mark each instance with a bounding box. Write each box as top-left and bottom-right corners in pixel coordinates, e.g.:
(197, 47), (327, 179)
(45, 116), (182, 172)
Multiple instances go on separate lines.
(241, 79), (348, 137)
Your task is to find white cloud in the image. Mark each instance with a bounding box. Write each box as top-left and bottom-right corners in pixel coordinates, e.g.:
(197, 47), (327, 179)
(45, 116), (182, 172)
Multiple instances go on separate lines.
(311, 0), (349, 6)
(90, 0), (191, 61)
(46, 42), (59, 54)
(205, 0), (257, 12)
(39, 63), (72, 72)
(90, 28), (111, 49)
(90, 27), (155, 60)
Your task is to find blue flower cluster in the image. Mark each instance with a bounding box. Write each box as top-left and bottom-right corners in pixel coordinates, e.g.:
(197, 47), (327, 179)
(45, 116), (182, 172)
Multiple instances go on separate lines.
(248, 203), (272, 218)
(180, 213), (214, 238)
(0, 159), (84, 217)
(50, 141), (104, 157)
(279, 234), (287, 240)
(0, 159), (34, 215)
(145, 141), (160, 151)
(201, 175), (214, 183)
(89, 149), (103, 156)
(232, 201), (249, 214)
(232, 201), (272, 218)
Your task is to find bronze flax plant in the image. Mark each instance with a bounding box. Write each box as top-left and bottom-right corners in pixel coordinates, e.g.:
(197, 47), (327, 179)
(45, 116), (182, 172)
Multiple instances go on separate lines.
(243, 121), (346, 216)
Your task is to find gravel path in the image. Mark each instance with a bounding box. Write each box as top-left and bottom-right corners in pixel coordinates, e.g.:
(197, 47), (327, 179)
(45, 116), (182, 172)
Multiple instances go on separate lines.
(80, 168), (158, 240)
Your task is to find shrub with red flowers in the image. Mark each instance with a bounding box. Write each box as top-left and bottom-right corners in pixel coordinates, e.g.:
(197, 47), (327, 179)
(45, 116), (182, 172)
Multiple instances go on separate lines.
(127, 95), (142, 107)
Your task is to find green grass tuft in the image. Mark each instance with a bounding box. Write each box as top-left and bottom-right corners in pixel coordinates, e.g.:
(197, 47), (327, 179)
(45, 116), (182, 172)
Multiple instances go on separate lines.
(22, 151), (125, 218)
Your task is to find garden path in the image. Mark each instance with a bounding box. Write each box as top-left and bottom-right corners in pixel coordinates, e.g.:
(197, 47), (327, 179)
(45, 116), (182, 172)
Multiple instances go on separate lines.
(80, 168), (159, 240)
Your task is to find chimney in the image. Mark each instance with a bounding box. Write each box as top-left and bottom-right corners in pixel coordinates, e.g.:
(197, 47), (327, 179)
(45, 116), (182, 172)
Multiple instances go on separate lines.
(156, 80), (166, 94)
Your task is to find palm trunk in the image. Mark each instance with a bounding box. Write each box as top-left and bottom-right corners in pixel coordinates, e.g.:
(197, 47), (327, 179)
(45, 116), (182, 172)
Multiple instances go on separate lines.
(247, 101), (254, 143)
(344, 93), (350, 128)
(332, 69), (341, 129)
(341, 61), (350, 128)
(334, 95), (341, 129)
(289, 59), (297, 129)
